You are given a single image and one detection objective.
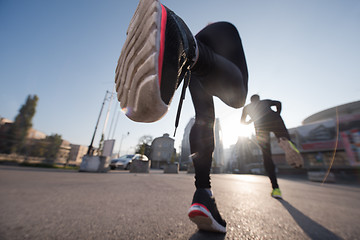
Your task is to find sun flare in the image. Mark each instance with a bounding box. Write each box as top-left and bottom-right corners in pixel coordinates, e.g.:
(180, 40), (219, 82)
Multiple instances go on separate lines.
(220, 116), (255, 148)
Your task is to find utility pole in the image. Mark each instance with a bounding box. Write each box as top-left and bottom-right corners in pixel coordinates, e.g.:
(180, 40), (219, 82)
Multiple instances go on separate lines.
(118, 132), (130, 157)
(87, 91), (110, 155)
(101, 86), (115, 140)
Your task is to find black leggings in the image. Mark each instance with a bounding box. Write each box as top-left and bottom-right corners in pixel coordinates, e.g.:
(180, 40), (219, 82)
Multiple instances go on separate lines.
(255, 115), (290, 189)
(189, 22), (248, 188)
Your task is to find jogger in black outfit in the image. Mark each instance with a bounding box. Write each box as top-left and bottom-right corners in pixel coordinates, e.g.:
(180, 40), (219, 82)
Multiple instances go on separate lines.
(241, 94), (303, 199)
(190, 22), (248, 190)
(115, 0), (248, 233)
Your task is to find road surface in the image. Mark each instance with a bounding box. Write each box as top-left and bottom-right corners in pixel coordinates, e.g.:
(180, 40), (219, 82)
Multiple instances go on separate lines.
(0, 165), (359, 239)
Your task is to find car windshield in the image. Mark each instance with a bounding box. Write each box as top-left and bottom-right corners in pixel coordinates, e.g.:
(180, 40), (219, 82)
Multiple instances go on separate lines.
(118, 155), (134, 161)
(134, 154), (148, 161)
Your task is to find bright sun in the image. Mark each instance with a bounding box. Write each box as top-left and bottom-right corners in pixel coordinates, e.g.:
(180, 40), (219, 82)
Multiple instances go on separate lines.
(220, 115), (255, 148)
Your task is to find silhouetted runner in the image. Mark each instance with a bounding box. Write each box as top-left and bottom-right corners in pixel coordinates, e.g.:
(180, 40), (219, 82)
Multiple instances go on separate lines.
(241, 94), (303, 199)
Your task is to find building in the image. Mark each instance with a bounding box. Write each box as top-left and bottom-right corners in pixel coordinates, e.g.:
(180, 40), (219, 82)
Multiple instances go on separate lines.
(228, 136), (263, 174)
(55, 140), (71, 165)
(0, 118), (47, 153)
(0, 118), (12, 125)
(213, 118), (225, 169)
(0, 118), (46, 140)
(302, 101), (360, 125)
(68, 144), (88, 166)
(27, 128), (47, 140)
(180, 118), (225, 172)
(223, 101), (360, 174)
(150, 133), (175, 168)
(270, 101), (360, 171)
(180, 118), (195, 167)
(0, 117), (73, 164)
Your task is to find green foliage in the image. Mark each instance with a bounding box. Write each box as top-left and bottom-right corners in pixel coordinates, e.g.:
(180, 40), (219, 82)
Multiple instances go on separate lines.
(138, 135), (153, 145)
(135, 135), (153, 158)
(26, 134), (63, 160)
(19, 162), (79, 170)
(136, 143), (148, 155)
(98, 133), (104, 155)
(44, 134), (62, 160)
(7, 95), (39, 154)
(28, 139), (47, 157)
(170, 150), (178, 164)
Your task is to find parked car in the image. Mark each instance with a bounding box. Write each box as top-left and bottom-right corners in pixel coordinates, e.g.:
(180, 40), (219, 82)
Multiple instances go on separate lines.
(132, 154), (149, 162)
(110, 154), (149, 170)
(109, 154), (134, 170)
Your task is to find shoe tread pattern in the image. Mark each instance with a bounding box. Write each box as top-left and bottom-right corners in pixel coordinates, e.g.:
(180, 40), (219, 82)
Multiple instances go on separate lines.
(278, 138), (304, 168)
(115, 0), (167, 122)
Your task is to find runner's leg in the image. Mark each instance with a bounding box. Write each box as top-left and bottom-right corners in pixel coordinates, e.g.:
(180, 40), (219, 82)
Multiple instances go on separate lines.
(257, 129), (279, 189)
(189, 78), (215, 188)
(272, 116), (291, 140)
(189, 22), (248, 187)
(192, 22), (248, 108)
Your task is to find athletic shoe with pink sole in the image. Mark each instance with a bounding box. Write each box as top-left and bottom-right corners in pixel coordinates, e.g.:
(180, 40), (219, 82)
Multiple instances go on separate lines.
(188, 189), (226, 233)
(115, 0), (197, 123)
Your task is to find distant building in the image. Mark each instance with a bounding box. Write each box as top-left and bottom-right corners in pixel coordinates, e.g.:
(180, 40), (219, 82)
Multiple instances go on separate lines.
(223, 101), (360, 174)
(150, 133), (175, 168)
(0, 118), (46, 140)
(181, 118), (225, 172)
(0, 118), (46, 153)
(27, 128), (47, 140)
(228, 136), (263, 173)
(270, 101), (360, 170)
(0, 118), (12, 125)
(68, 144), (88, 166)
(180, 118), (195, 167)
(213, 118), (225, 169)
(302, 101), (360, 125)
(52, 140), (71, 165)
(0, 118), (12, 151)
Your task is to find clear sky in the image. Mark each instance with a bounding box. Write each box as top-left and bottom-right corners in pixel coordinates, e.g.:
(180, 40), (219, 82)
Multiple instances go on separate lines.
(1, 0), (359, 154)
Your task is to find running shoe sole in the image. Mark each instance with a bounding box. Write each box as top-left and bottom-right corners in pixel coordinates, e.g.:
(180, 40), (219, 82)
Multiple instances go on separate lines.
(278, 138), (304, 168)
(188, 203), (226, 233)
(271, 193), (283, 199)
(272, 195), (283, 199)
(115, 0), (168, 123)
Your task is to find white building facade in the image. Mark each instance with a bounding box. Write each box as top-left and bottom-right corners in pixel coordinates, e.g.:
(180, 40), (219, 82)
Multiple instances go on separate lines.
(150, 133), (175, 168)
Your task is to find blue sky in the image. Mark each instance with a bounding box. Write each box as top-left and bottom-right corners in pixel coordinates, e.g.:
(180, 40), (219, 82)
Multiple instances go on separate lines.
(1, 0), (359, 154)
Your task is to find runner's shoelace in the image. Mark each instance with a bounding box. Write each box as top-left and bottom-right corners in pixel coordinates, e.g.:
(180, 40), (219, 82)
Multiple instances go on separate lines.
(173, 67), (191, 137)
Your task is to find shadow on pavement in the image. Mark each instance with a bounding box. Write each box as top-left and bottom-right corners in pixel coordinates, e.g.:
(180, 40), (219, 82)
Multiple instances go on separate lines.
(279, 200), (342, 240)
(189, 230), (225, 240)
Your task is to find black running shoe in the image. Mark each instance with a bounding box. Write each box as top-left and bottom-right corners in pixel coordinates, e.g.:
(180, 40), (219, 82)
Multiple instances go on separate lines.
(188, 189), (226, 233)
(115, 0), (197, 123)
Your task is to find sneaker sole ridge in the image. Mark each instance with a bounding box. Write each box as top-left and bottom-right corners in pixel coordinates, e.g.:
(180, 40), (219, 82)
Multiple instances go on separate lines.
(115, 0), (167, 122)
(188, 204), (226, 233)
(272, 194), (283, 199)
(279, 139), (304, 168)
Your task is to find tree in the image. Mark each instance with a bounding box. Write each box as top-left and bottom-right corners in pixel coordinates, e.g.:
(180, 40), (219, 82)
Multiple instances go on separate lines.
(135, 135), (153, 157)
(44, 134), (62, 161)
(7, 95), (39, 154)
(138, 135), (153, 145)
(98, 133), (104, 155)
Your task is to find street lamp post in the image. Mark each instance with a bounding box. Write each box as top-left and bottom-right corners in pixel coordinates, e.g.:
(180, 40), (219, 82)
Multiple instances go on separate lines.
(87, 91), (109, 155)
(87, 90), (116, 155)
(118, 132), (130, 157)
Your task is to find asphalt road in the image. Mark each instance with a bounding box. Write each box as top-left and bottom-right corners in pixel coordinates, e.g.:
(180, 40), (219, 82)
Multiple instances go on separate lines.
(0, 165), (359, 240)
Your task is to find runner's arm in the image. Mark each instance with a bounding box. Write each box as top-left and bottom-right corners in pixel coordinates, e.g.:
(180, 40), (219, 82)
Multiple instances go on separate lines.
(241, 107), (252, 124)
(272, 100), (282, 114)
